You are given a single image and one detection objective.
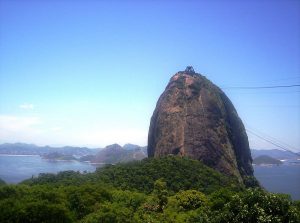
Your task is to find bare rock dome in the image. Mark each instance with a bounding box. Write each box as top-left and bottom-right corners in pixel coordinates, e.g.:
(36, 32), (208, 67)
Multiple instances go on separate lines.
(148, 67), (254, 183)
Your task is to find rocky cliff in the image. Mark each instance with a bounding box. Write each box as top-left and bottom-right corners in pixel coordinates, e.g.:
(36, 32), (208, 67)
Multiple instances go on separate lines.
(80, 144), (147, 164)
(148, 67), (254, 183)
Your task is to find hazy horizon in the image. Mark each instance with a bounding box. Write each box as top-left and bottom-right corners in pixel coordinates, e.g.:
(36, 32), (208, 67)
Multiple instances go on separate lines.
(0, 1), (299, 151)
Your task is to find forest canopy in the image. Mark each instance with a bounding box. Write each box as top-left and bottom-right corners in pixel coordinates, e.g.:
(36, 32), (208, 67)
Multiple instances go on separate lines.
(0, 156), (299, 223)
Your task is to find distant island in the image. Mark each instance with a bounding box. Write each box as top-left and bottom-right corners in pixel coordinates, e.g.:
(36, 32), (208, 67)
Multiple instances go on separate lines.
(41, 152), (77, 161)
(253, 155), (282, 165)
(251, 149), (300, 160)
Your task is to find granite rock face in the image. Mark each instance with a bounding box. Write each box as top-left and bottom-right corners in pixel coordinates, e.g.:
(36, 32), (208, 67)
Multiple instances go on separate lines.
(89, 144), (147, 164)
(148, 68), (254, 183)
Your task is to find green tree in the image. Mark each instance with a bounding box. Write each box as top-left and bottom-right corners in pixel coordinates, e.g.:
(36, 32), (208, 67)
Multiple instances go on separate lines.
(0, 178), (6, 185)
(81, 203), (132, 223)
(0, 199), (73, 223)
(214, 188), (300, 223)
(66, 184), (112, 219)
(209, 188), (234, 210)
(153, 179), (168, 212)
(175, 190), (208, 210)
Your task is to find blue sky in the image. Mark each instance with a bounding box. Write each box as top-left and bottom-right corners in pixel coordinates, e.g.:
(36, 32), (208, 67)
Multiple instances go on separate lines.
(0, 0), (299, 151)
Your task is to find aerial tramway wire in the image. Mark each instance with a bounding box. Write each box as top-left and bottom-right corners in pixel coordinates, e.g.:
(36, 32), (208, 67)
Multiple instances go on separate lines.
(246, 128), (296, 153)
(217, 81), (299, 152)
(222, 84), (300, 90)
(246, 125), (298, 151)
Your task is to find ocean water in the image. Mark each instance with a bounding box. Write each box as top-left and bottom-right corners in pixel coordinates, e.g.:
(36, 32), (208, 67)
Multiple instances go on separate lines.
(0, 155), (97, 184)
(0, 155), (299, 200)
(253, 164), (300, 200)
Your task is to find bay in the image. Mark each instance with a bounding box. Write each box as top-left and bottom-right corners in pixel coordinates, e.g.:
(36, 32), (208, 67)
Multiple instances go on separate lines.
(253, 163), (300, 200)
(0, 155), (97, 184)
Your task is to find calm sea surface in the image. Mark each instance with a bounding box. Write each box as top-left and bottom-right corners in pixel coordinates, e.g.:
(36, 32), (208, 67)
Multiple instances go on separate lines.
(0, 155), (299, 200)
(253, 164), (300, 200)
(0, 155), (97, 184)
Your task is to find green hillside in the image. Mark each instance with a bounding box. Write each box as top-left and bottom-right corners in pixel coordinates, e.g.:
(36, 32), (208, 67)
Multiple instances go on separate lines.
(22, 156), (241, 193)
(93, 156), (242, 194)
(0, 178), (5, 185)
(0, 156), (299, 223)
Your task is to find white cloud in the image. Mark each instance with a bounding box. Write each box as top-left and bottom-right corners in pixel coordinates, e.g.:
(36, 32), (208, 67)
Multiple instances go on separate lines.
(0, 115), (41, 131)
(0, 115), (42, 143)
(19, 103), (34, 110)
(50, 126), (63, 132)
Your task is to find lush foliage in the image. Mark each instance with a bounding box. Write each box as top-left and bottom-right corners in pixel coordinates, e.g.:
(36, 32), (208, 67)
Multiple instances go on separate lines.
(0, 178), (5, 185)
(23, 156), (240, 194)
(0, 156), (299, 222)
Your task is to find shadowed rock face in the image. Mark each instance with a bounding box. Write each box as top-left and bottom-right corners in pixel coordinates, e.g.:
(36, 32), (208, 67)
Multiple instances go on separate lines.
(148, 69), (254, 183)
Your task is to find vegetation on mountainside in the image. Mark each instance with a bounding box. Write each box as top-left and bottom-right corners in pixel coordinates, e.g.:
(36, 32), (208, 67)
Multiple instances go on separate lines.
(0, 156), (299, 223)
(0, 178), (5, 185)
(22, 156), (240, 194)
(253, 155), (283, 165)
(93, 156), (241, 194)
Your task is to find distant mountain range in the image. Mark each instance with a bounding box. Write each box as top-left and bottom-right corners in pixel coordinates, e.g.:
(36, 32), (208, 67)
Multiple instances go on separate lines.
(0, 143), (99, 157)
(0, 143), (147, 164)
(1, 143), (298, 165)
(251, 149), (300, 160)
